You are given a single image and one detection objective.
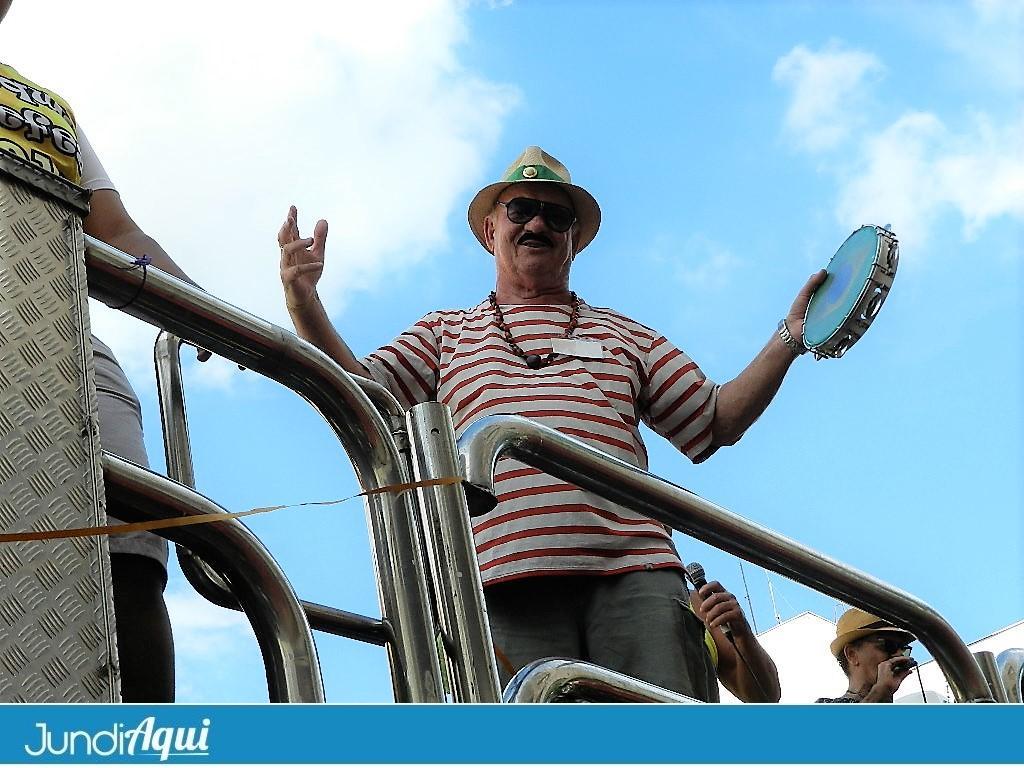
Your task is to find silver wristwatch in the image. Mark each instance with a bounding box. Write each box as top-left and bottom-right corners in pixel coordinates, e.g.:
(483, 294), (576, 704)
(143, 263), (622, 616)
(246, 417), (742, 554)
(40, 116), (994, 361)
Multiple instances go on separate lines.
(777, 318), (807, 356)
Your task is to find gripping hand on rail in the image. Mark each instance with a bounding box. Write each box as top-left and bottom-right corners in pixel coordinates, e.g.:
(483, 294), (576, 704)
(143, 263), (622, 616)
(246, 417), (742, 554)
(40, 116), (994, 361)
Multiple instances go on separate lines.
(278, 206), (370, 379)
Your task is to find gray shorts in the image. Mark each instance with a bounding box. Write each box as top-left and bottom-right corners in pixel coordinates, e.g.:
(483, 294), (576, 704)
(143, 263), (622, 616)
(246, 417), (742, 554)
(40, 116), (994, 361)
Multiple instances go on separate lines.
(93, 335), (168, 571)
(485, 568), (719, 701)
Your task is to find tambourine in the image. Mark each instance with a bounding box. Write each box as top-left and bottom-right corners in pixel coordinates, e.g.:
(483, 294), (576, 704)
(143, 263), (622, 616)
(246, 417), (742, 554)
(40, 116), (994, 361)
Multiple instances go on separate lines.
(803, 225), (898, 359)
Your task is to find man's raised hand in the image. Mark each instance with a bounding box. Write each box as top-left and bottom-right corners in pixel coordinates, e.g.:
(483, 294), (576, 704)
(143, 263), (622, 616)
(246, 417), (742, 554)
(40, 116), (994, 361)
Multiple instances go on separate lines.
(279, 205), (328, 313)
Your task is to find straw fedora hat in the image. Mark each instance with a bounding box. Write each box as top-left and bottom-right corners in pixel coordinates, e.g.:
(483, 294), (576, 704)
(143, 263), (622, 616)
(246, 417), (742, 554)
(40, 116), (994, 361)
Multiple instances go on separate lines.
(830, 607), (917, 658)
(468, 146), (601, 253)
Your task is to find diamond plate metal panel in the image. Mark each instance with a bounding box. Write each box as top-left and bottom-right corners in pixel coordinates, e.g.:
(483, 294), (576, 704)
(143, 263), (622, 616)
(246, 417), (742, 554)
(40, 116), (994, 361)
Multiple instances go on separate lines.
(0, 155), (119, 702)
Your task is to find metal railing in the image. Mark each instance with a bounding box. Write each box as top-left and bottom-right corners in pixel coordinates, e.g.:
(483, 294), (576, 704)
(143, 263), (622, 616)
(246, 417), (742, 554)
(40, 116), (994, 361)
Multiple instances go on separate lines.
(152, 332), (500, 701)
(154, 331), (390, 647)
(405, 403), (501, 703)
(997, 649), (1024, 703)
(503, 659), (700, 703)
(86, 233), (996, 705)
(87, 236), (446, 702)
(456, 415), (996, 703)
(973, 652), (1009, 702)
(102, 453), (324, 702)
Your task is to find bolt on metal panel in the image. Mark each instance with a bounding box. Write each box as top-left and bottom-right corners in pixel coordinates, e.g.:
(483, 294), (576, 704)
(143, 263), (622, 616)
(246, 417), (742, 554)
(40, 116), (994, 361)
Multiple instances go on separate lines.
(0, 154), (119, 702)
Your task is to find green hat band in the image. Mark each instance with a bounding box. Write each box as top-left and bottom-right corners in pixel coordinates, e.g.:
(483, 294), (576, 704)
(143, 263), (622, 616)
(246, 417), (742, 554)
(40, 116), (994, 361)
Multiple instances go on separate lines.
(505, 164), (566, 183)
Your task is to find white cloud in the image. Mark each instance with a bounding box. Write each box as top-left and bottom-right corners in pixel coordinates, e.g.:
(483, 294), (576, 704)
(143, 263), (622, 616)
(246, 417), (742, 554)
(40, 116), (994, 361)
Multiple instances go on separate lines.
(952, 0), (1024, 90)
(165, 586), (268, 702)
(772, 41), (884, 153)
(165, 587), (255, 659)
(836, 110), (1024, 249)
(774, 27), (1023, 255)
(0, 0), (518, 387)
(645, 232), (743, 293)
(674, 235), (743, 290)
(974, 0), (1024, 22)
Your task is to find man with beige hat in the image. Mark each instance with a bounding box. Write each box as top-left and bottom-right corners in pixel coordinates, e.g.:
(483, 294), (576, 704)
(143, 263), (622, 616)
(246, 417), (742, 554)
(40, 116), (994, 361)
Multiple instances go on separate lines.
(817, 607), (918, 703)
(278, 145), (824, 699)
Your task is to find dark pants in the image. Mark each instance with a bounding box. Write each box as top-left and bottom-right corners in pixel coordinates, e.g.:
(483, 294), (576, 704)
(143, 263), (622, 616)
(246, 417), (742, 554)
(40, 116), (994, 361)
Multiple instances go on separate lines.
(485, 568), (718, 701)
(111, 554), (175, 702)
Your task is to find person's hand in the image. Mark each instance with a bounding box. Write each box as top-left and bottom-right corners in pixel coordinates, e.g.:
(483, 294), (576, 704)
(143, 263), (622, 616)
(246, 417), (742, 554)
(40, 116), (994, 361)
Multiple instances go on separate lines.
(785, 269), (827, 338)
(696, 581), (750, 638)
(874, 655), (916, 696)
(279, 205), (328, 314)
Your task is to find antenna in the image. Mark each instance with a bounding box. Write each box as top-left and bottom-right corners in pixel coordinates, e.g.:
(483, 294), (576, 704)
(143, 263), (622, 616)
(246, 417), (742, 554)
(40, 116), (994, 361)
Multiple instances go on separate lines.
(764, 569), (782, 624)
(738, 561), (758, 634)
(833, 599), (845, 623)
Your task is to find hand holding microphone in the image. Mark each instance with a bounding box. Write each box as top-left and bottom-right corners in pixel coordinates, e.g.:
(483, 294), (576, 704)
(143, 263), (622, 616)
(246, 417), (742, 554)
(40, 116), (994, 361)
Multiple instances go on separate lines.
(686, 562), (779, 702)
(883, 653), (918, 680)
(686, 562), (739, 640)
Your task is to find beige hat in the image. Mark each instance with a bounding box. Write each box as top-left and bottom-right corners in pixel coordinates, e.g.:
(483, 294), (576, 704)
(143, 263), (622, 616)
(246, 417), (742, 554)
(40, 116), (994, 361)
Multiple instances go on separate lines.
(830, 607), (917, 658)
(467, 146), (601, 253)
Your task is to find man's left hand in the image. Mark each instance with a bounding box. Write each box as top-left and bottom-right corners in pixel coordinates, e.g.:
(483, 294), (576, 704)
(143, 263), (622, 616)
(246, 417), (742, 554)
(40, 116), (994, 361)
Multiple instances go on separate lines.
(786, 269), (828, 339)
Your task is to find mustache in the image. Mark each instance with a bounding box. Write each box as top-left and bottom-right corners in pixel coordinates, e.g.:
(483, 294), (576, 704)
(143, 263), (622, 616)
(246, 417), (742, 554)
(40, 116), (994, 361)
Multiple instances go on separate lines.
(518, 232), (553, 247)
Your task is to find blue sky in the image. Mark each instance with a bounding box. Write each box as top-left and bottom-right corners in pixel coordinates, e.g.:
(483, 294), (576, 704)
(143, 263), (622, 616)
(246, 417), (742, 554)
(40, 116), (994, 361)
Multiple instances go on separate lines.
(2, 0), (1020, 703)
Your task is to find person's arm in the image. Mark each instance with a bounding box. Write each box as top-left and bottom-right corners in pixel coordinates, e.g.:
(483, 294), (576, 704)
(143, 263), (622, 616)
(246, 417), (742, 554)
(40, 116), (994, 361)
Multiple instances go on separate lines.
(76, 122), (198, 288)
(278, 205), (369, 378)
(695, 270), (826, 461)
(691, 581), (781, 703)
(84, 189), (197, 286)
(84, 188), (212, 360)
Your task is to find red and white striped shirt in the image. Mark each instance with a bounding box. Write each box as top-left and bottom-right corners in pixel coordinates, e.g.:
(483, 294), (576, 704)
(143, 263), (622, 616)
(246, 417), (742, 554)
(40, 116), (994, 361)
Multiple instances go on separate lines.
(362, 297), (718, 586)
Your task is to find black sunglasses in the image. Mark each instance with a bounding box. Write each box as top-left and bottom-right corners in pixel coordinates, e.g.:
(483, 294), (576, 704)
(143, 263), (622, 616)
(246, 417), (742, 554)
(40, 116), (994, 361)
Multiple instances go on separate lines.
(498, 197), (576, 233)
(867, 635), (912, 656)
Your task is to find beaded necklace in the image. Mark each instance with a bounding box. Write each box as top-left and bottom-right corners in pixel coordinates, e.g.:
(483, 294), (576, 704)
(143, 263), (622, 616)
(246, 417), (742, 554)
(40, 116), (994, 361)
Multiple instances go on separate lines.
(488, 291), (581, 369)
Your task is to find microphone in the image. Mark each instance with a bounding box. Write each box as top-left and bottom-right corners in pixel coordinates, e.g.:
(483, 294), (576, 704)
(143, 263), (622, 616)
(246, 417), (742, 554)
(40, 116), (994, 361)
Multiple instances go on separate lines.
(686, 561), (732, 640)
(891, 658), (917, 675)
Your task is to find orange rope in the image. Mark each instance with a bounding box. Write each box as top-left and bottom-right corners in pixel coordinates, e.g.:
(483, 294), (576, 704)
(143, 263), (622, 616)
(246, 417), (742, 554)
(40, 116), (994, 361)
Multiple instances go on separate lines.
(493, 644), (518, 678)
(0, 477), (462, 544)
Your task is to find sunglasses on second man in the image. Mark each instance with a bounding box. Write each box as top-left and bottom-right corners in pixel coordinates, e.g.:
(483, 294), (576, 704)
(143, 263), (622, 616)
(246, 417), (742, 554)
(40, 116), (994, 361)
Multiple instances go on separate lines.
(498, 197), (576, 233)
(866, 635), (913, 656)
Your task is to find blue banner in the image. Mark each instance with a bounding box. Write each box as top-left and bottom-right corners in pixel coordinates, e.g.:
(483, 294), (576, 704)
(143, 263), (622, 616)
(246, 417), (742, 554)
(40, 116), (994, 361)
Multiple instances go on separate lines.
(0, 704), (1020, 764)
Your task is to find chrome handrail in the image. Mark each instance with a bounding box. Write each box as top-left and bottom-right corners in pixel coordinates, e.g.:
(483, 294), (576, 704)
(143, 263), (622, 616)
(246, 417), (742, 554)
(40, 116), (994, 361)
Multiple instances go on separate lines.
(457, 414), (995, 703)
(406, 402), (501, 702)
(973, 651), (1009, 702)
(87, 236), (443, 702)
(996, 649), (1024, 703)
(102, 453), (324, 702)
(154, 332), (389, 646)
(503, 659), (700, 703)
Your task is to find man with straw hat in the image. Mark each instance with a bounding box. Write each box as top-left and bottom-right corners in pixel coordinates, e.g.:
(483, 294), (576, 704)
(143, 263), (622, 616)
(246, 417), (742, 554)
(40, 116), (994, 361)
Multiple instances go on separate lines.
(817, 607), (918, 703)
(278, 146), (824, 699)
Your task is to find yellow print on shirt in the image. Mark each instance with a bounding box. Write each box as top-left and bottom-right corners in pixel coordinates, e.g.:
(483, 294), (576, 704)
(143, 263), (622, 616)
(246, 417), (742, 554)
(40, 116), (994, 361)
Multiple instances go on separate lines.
(0, 64), (81, 183)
